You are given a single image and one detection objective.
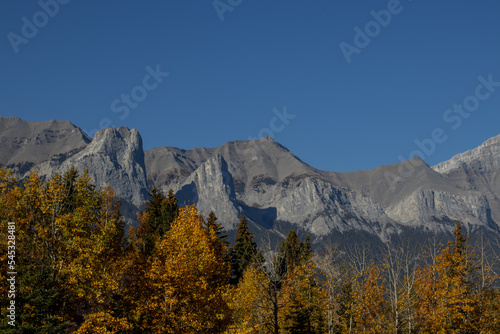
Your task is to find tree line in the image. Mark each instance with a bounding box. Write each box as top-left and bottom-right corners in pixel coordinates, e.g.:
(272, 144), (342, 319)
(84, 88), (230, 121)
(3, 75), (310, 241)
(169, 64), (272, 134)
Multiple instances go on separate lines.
(1, 168), (500, 333)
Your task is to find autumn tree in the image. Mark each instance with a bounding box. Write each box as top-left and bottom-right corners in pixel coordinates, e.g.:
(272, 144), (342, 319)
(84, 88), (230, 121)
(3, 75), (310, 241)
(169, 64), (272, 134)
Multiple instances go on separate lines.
(0, 169), (70, 332)
(225, 264), (271, 334)
(117, 188), (179, 329)
(0, 167), (130, 332)
(118, 188), (181, 331)
(348, 262), (389, 334)
(414, 221), (484, 333)
(338, 243), (389, 333)
(237, 230), (318, 334)
(139, 205), (232, 333)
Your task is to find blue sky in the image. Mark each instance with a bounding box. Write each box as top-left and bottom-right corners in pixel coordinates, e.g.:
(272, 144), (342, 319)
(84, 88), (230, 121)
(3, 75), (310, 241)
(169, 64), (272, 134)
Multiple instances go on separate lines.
(1, 0), (500, 172)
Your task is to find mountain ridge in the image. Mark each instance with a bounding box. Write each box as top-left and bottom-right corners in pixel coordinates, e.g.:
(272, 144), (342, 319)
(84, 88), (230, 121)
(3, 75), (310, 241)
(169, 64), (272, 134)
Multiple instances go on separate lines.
(1, 117), (499, 246)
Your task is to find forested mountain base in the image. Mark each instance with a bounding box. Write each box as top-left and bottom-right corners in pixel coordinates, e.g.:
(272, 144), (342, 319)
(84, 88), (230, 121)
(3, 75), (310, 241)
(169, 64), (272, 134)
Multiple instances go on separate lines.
(1, 168), (500, 333)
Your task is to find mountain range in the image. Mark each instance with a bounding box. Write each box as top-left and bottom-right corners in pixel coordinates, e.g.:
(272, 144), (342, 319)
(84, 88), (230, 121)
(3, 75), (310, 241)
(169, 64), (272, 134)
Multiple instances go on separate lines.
(1, 116), (499, 248)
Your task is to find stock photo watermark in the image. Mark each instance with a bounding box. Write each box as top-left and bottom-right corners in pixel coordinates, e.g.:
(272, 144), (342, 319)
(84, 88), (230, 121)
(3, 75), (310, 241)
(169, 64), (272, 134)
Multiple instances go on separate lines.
(339, 0), (407, 64)
(7, 0), (71, 54)
(247, 106), (296, 141)
(6, 221), (17, 327)
(213, 0), (243, 21)
(384, 73), (500, 187)
(85, 64), (169, 137)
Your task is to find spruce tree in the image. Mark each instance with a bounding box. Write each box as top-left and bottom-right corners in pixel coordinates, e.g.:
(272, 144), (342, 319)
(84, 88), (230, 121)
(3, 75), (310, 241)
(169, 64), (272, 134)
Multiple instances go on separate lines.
(230, 216), (262, 285)
(302, 232), (313, 262)
(279, 230), (314, 275)
(145, 188), (178, 237)
(278, 231), (320, 333)
(205, 211), (229, 248)
(15, 261), (71, 333)
(137, 188), (179, 255)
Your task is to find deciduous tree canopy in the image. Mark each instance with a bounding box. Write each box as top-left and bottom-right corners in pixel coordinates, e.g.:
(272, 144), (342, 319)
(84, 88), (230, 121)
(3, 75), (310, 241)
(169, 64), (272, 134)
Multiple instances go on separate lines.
(1, 168), (499, 333)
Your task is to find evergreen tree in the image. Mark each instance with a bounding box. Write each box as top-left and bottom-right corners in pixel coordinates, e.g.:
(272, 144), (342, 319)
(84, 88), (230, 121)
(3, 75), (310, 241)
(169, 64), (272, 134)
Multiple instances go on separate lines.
(205, 210), (229, 248)
(302, 232), (313, 261)
(279, 230), (313, 276)
(277, 231), (320, 333)
(146, 187), (178, 237)
(280, 261), (325, 334)
(230, 216), (262, 285)
(137, 187), (179, 255)
(4, 257), (71, 333)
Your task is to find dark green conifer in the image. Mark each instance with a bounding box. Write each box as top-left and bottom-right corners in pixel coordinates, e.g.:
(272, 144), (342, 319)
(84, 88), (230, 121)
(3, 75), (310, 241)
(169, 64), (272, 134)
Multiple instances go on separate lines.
(279, 230), (314, 275)
(205, 211), (229, 248)
(138, 187), (179, 255)
(230, 216), (263, 285)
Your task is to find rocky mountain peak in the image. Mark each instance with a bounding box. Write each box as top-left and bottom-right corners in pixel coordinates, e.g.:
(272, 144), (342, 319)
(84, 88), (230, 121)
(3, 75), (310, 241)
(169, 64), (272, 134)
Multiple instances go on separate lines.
(433, 134), (500, 174)
(176, 154), (243, 231)
(60, 126), (148, 209)
(2, 117), (500, 244)
(10, 125), (151, 226)
(431, 134), (500, 226)
(0, 116), (90, 167)
(88, 127), (144, 164)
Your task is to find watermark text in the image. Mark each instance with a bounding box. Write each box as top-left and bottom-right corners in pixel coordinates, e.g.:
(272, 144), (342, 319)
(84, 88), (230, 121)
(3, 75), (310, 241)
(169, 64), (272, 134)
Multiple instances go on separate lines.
(6, 221), (16, 327)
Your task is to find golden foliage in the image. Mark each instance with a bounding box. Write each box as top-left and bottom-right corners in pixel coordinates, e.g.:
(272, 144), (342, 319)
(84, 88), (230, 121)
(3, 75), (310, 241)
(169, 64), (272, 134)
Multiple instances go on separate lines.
(0, 168), (126, 329)
(2, 168), (500, 333)
(75, 311), (132, 334)
(138, 205), (232, 333)
(225, 264), (271, 334)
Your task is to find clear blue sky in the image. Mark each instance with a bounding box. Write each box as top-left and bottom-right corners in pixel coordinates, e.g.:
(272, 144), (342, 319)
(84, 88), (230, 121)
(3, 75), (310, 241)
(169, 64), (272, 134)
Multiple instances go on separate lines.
(1, 0), (500, 172)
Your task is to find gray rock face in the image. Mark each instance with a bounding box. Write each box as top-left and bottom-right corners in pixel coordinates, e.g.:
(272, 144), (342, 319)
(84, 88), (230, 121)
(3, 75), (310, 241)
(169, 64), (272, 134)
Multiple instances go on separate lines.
(0, 120), (149, 225)
(176, 154), (244, 231)
(145, 137), (317, 194)
(56, 127), (149, 210)
(243, 175), (396, 240)
(386, 188), (492, 233)
(433, 134), (500, 174)
(0, 117), (90, 171)
(2, 117), (500, 243)
(147, 137), (500, 241)
(433, 135), (500, 225)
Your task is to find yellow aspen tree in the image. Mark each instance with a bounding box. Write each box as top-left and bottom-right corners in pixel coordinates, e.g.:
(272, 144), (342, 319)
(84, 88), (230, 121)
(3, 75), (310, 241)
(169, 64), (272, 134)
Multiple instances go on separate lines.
(139, 205), (232, 333)
(0, 168), (129, 332)
(434, 223), (478, 333)
(119, 187), (182, 331)
(70, 185), (131, 332)
(118, 214), (158, 330)
(415, 222), (483, 333)
(350, 262), (389, 334)
(413, 264), (438, 333)
(225, 264), (271, 334)
(0, 169), (21, 328)
(76, 311), (132, 334)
